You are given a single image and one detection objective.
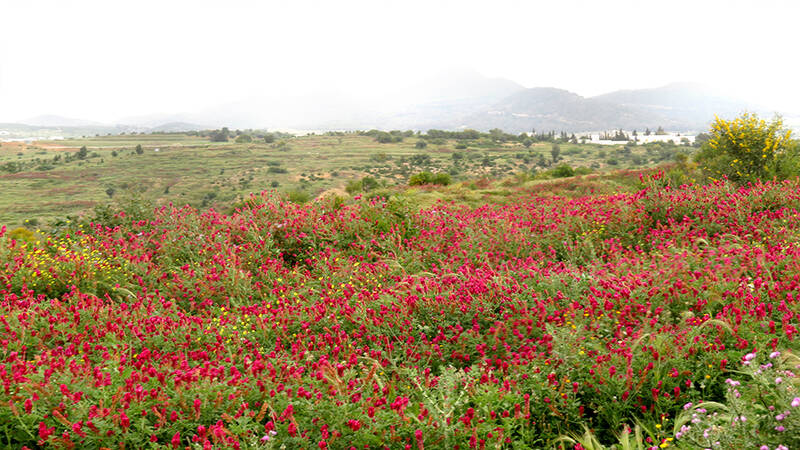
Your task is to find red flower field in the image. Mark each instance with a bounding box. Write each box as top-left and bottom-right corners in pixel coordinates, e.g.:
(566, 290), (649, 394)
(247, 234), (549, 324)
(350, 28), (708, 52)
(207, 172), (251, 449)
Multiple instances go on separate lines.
(2, 174), (799, 449)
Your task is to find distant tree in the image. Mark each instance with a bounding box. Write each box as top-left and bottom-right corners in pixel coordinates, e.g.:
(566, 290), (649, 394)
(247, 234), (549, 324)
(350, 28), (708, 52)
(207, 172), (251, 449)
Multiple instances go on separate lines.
(264, 133), (275, 144)
(210, 127), (230, 142)
(235, 134), (253, 143)
(415, 140), (427, 149)
(655, 126), (667, 135)
(105, 187), (115, 198)
(694, 132), (711, 148)
(135, 144), (144, 155)
(644, 128), (651, 136)
(550, 143), (561, 163)
(523, 139), (533, 148)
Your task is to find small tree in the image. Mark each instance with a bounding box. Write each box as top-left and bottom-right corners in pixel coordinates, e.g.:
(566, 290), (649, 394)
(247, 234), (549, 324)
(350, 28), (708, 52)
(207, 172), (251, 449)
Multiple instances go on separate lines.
(235, 134), (253, 143)
(77, 146), (88, 159)
(415, 140), (427, 149)
(550, 143), (561, 163)
(694, 112), (797, 185)
(135, 144), (143, 155)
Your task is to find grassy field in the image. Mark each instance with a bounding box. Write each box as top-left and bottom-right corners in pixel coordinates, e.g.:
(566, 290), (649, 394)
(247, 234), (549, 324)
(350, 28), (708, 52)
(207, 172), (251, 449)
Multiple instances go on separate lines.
(0, 133), (690, 227)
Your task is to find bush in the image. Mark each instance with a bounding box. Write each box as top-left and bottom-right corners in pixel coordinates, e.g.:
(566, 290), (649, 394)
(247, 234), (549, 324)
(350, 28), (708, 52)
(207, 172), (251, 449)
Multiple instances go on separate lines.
(415, 140), (427, 149)
(286, 189), (310, 204)
(695, 112), (797, 185)
(550, 164), (575, 178)
(409, 171), (451, 186)
(235, 134), (253, 143)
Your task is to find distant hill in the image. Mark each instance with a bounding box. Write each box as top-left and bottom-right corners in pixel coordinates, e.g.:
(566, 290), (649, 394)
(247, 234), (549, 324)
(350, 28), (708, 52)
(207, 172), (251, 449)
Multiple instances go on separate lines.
(433, 82), (776, 133)
(149, 122), (210, 132)
(448, 87), (665, 133)
(591, 82), (758, 127)
(20, 115), (105, 127)
(6, 75), (789, 134)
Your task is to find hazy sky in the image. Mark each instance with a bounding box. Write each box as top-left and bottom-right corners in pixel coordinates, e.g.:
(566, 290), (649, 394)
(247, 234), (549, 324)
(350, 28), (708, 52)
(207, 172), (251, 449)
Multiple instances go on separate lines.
(1, 0), (798, 123)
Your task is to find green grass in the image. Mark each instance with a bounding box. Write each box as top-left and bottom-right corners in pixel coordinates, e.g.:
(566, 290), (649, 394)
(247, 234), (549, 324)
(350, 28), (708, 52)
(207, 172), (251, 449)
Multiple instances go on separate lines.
(0, 134), (691, 227)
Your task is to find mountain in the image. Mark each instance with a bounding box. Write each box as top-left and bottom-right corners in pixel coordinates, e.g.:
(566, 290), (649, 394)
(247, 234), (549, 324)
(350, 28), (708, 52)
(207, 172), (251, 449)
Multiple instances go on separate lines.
(448, 87), (667, 133)
(591, 82), (760, 127)
(20, 115), (105, 127)
(7, 75), (788, 134)
(149, 122), (210, 132)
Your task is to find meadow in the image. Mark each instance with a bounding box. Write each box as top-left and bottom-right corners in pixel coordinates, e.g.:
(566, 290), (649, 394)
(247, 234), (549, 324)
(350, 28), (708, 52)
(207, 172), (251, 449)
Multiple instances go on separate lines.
(2, 123), (799, 449)
(0, 132), (686, 227)
(1, 167), (799, 449)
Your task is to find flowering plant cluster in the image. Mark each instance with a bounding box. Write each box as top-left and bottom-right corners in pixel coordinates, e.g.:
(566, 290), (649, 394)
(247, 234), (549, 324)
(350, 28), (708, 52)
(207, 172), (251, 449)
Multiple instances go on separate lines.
(674, 351), (799, 449)
(1, 176), (800, 448)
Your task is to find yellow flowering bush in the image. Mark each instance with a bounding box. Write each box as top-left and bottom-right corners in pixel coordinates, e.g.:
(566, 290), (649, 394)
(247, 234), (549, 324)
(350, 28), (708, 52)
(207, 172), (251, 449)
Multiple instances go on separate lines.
(695, 112), (798, 185)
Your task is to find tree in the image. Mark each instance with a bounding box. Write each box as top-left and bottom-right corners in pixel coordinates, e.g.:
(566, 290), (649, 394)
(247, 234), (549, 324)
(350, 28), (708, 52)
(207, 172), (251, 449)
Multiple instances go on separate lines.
(77, 146), (88, 160)
(210, 127), (230, 142)
(415, 140), (427, 149)
(235, 134), (253, 143)
(551, 143), (561, 163)
(135, 144), (144, 155)
(264, 134), (275, 144)
(523, 139), (533, 148)
(694, 112), (797, 185)
(105, 187), (115, 198)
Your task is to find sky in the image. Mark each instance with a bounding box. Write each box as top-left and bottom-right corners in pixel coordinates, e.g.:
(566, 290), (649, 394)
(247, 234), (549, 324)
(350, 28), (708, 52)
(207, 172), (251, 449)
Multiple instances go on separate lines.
(1, 0), (799, 123)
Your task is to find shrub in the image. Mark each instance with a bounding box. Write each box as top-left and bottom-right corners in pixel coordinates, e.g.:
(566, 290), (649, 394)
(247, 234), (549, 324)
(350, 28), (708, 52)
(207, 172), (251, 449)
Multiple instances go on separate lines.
(551, 164), (575, 178)
(695, 112), (797, 185)
(409, 171), (450, 186)
(286, 189), (310, 204)
(235, 134), (252, 143)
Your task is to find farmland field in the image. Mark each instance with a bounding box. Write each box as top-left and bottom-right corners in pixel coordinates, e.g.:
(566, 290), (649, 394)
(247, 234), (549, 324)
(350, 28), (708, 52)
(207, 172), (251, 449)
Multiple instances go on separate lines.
(1, 167), (800, 448)
(0, 133), (689, 227)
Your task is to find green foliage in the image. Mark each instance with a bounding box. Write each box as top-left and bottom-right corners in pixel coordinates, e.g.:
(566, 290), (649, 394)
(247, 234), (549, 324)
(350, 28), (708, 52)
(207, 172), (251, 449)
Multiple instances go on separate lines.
(550, 164), (575, 178)
(409, 171), (451, 186)
(672, 351), (800, 449)
(415, 140), (427, 149)
(286, 189), (311, 204)
(210, 127), (230, 142)
(234, 134), (253, 143)
(694, 112), (796, 185)
(135, 144), (143, 155)
(551, 143), (561, 162)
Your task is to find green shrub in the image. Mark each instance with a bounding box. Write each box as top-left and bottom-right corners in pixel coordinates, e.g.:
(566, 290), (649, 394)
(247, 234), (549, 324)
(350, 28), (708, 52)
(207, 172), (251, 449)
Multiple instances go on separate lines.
(695, 112), (797, 185)
(409, 171), (451, 186)
(286, 189), (310, 204)
(551, 164), (575, 178)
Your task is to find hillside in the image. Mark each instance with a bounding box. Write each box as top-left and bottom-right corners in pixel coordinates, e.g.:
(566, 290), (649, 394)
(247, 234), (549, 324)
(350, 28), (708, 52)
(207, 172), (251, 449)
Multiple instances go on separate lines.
(453, 87), (670, 133)
(592, 82), (756, 127)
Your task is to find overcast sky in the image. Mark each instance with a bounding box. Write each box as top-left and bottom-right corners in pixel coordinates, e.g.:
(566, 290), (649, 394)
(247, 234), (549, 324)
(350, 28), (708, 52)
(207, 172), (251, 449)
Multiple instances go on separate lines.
(1, 0), (798, 123)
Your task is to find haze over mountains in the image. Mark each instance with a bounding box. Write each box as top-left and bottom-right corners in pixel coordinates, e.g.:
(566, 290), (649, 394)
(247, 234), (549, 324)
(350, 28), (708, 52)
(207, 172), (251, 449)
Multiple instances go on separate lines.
(3, 71), (786, 136)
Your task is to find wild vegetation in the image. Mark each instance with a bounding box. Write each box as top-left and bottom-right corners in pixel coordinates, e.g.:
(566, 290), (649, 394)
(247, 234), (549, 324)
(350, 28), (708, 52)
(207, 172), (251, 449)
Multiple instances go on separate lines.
(0, 129), (693, 228)
(1, 113), (799, 449)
